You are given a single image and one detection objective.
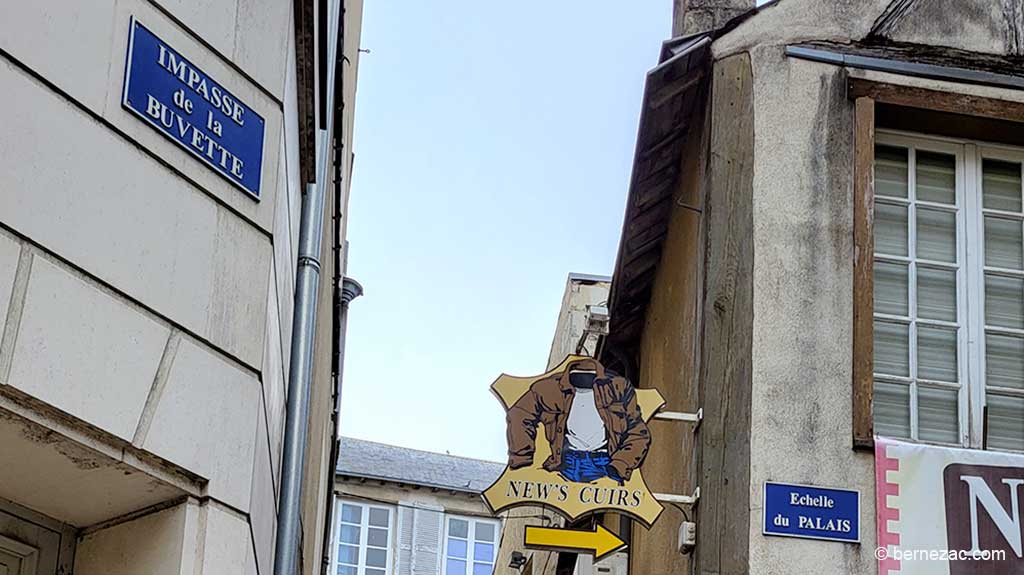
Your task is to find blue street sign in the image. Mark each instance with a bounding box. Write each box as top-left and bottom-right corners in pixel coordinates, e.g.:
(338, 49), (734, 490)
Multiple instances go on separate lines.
(122, 18), (265, 200)
(763, 482), (860, 543)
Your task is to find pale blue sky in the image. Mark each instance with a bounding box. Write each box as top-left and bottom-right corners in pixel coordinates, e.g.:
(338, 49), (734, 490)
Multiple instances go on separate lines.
(340, 1), (672, 462)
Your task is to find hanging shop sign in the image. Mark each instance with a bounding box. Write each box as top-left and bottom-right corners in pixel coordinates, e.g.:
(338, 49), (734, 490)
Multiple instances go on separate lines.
(762, 482), (860, 543)
(481, 356), (665, 530)
(122, 17), (265, 200)
(875, 437), (1024, 575)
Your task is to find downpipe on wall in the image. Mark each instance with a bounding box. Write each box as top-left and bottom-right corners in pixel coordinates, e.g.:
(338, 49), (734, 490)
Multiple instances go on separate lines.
(273, 180), (326, 575)
(275, 1), (351, 572)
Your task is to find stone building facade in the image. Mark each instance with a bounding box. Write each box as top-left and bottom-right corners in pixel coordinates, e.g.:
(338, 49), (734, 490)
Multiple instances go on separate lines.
(329, 438), (503, 575)
(596, 0), (1024, 574)
(0, 1), (362, 574)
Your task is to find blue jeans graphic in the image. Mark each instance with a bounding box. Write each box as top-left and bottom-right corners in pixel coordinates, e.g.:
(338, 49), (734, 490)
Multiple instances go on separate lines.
(560, 449), (612, 483)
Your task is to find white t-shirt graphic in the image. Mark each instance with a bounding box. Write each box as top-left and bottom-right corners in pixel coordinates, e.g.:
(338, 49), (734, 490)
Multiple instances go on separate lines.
(565, 388), (608, 452)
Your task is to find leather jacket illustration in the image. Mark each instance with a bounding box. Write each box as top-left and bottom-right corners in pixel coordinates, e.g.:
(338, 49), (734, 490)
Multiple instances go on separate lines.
(506, 358), (651, 481)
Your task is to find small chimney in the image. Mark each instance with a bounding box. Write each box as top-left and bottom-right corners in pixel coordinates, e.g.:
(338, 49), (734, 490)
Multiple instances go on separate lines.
(673, 0), (756, 37)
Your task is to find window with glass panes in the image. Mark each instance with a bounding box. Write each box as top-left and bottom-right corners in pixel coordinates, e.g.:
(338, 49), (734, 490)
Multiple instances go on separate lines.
(443, 516), (498, 575)
(873, 131), (1024, 451)
(334, 500), (393, 575)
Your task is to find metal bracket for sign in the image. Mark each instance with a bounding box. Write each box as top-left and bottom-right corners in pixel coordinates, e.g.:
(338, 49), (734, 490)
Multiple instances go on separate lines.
(653, 408), (703, 429)
(654, 486), (701, 506)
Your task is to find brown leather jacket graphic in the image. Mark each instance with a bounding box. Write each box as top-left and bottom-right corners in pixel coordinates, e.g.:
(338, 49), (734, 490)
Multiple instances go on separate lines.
(506, 359), (651, 480)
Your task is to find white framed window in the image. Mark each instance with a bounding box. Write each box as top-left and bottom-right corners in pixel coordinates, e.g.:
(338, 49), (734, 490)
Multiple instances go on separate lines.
(442, 515), (499, 575)
(333, 499), (394, 575)
(873, 130), (1024, 451)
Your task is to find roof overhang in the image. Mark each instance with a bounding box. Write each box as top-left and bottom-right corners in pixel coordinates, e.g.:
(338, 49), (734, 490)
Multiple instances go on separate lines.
(605, 35), (712, 350)
(335, 472), (484, 496)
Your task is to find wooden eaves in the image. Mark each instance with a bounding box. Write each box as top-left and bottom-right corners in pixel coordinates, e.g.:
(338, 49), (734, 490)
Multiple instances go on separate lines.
(293, 0), (318, 186)
(604, 34), (712, 354)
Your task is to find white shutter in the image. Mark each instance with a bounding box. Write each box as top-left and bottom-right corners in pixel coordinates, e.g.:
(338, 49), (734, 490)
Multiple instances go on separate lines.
(411, 507), (443, 575)
(396, 505), (415, 575)
(394, 503), (444, 575)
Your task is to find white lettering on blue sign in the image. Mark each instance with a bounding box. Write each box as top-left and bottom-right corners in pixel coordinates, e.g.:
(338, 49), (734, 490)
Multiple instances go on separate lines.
(763, 482), (860, 544)
(122, 18), (265, 200)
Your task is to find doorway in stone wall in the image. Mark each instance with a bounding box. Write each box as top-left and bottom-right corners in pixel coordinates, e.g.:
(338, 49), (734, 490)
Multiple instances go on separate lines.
(0, 499), (75, 575)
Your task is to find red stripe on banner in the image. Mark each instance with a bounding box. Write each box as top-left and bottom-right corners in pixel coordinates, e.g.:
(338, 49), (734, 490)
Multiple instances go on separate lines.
(875, 438), (902, 575)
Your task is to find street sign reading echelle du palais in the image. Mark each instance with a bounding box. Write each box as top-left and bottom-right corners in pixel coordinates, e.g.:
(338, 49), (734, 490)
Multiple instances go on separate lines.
(482, 356), (666, 529)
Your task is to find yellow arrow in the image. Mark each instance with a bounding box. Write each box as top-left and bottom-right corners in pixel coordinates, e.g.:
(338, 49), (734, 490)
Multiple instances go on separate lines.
(523, 525), (627, 561)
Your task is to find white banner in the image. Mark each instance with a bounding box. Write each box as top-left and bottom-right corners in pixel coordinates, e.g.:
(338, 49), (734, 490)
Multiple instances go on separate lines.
(875, 437), (1024, 575)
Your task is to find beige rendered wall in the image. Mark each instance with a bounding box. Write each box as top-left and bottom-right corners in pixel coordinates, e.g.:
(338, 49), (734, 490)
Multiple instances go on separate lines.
(740, 47), (877, 575)
(0, 1), (346, 574)
(739, 45), (1024, 575)
(709, 2), (1024, 572)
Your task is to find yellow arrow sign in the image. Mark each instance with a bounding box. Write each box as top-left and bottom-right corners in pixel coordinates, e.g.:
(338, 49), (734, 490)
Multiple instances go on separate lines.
(523, 525), (627, 561)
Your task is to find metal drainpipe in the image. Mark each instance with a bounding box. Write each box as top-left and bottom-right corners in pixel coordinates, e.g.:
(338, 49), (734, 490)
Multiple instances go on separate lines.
(276, 1), (347, 573)
(273, 179), (326, 575)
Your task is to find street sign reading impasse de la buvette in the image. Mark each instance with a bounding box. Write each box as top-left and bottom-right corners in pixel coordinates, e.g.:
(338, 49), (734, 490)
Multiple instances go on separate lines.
(123, 18), (266, 200)
(482, 356), (666, 557)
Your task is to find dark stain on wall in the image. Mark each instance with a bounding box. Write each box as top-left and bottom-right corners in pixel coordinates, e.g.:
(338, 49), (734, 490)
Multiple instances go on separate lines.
(787, 67), (852, 452)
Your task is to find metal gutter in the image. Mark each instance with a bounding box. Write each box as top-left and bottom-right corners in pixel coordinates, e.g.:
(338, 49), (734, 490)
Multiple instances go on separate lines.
(785, 45), (1024, 91)
(567, 272), (612, 284)
(318, 0), (364, 571)
(654, 35), (711, 73)
(335, 472), (488, 495)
